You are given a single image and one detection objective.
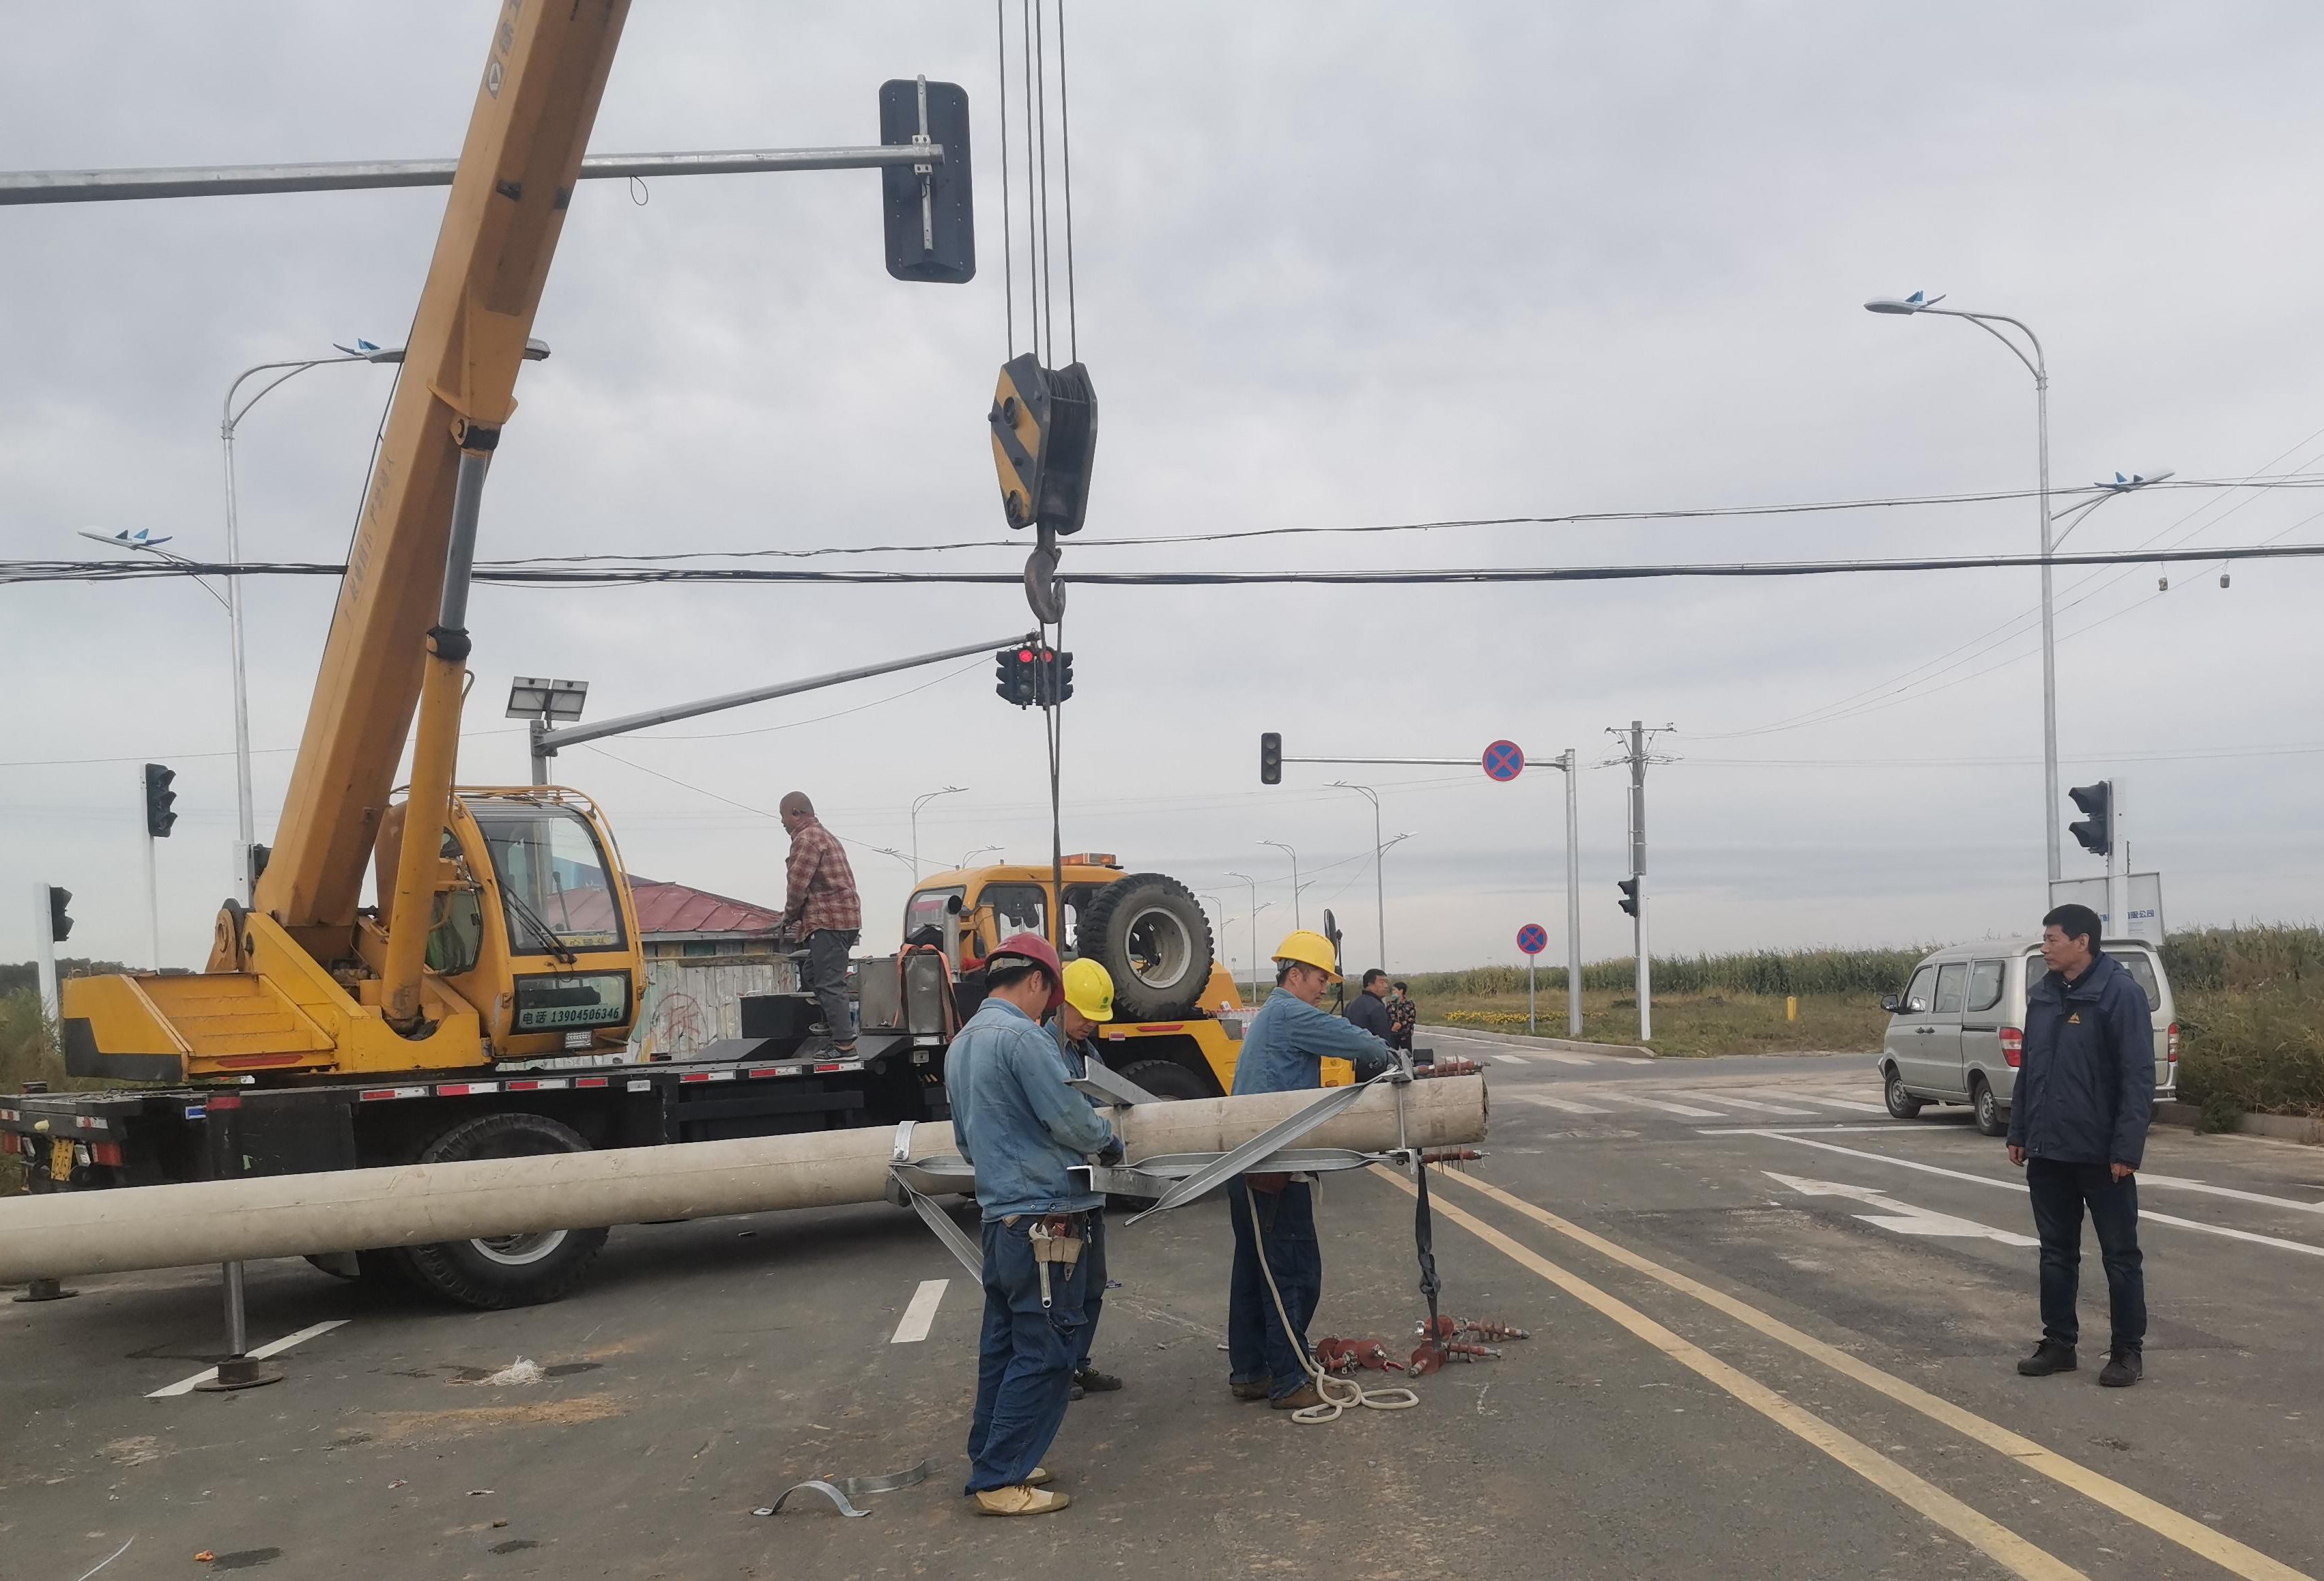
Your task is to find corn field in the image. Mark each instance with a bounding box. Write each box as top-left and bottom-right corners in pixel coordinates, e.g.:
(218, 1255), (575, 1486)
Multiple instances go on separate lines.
(1407, 945), (1930, 1002)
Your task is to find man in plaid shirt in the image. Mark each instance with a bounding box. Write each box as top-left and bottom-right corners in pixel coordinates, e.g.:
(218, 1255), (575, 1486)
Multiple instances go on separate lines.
(778, 792), (862, 1053)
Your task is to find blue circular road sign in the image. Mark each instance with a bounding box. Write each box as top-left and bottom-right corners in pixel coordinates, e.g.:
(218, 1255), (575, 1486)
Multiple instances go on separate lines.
(1483, 740), (1525, 782)
(1517, 923), (1548, 956)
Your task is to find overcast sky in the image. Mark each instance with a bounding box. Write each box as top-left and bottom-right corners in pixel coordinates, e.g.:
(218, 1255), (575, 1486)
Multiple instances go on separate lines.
(6, 2), (2323, 981)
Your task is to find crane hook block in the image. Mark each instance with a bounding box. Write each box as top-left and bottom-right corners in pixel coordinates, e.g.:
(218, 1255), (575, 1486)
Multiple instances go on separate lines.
(989, 354), (1097, 536)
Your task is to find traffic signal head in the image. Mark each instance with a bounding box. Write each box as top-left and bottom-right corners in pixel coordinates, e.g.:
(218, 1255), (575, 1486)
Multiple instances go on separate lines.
(989, 353), (1098, 535)
(2067, 781), (2112, 857)
(143, 762), (178, 839)
(47, 885), (72, 943)
(995, 646), (1051, 708)
(1260, 732), (1282, 786)
(1049, 649), (1074, 706)
(1617, 877), (1639, 917)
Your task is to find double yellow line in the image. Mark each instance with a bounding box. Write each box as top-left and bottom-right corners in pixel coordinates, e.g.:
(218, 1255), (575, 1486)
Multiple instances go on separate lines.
(1383, 1169), (2310, 1581)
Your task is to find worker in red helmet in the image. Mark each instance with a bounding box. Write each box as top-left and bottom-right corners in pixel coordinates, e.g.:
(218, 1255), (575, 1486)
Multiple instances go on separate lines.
(943, 932), (1123, 1516)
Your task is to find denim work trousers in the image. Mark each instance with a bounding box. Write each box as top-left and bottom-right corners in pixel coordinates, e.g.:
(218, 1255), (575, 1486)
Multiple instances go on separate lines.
(965, 1215), (1089, 1494)
(806, 928), (859, 1043)
(2026, 1158), (2147, 1353)
(1071, 1210), (1106, 1373)
(1226, 1178), (1321, 1400)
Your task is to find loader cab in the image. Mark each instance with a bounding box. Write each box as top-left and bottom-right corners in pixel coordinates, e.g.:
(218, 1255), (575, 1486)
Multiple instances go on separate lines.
(378, 788), (646, 1061)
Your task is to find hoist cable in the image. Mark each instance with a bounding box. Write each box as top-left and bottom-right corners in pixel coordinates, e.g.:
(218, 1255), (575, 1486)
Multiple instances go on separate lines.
(1033, 0), (1056, 369)
(1020, 0), (1041, 358)
(995, 0), (1013, 356)
(1057, 0), (1078, 363)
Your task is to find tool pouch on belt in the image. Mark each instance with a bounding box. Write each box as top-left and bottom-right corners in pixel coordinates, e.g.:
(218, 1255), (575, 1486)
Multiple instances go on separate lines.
(1246, 1171), (1291, 1195)
(1027, 1214), (1085, 1309)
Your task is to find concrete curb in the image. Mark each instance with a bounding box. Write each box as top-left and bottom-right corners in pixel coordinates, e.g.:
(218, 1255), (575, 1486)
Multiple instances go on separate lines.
(2154, 1100), (2324, 1145)
(1418, 1023), (1655, 1061)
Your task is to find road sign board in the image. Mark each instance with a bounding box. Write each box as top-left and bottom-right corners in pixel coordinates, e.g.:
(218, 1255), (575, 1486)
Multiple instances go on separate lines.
(1483, 740), (1525, 782)
(1517, 923), (1547, 956)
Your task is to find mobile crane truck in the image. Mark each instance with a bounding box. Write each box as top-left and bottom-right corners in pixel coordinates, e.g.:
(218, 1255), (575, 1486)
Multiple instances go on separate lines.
(0, 1), (1340, 1310)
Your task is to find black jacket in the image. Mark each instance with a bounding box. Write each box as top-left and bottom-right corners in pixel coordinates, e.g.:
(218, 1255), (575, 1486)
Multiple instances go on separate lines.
(1345, 990), (1394, 1042)
(2006, 950), (2154, 1167)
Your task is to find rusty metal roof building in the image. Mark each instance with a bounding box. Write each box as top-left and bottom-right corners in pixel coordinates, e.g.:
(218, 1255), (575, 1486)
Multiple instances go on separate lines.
(627, 876), (782, 943)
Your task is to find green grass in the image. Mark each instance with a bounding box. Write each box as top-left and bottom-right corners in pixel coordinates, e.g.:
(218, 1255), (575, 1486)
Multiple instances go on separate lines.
(2167, 926), (2324, 1122)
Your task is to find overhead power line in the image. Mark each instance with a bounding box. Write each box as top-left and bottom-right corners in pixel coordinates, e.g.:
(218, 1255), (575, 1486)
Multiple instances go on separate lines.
(13, 539), (2324, 590)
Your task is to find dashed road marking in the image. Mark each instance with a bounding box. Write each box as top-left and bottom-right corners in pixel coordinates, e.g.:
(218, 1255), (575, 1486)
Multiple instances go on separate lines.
(889, 1279), (949, 1344)
(1603, 1093), (1727, 1119)
(1746, 1132), (2324, 1261)
(147, 1319), (350, 1397)
(1508, 1092), (1611, 1115)
(1688, 1093), (1819, 1116)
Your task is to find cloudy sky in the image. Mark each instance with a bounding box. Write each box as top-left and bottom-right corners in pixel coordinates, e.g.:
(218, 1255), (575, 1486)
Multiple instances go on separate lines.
(6, 2), (2322, 981)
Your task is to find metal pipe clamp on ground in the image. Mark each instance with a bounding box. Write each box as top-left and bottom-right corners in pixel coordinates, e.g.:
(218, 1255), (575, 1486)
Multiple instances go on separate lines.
(0, 1077), (1487, 1281)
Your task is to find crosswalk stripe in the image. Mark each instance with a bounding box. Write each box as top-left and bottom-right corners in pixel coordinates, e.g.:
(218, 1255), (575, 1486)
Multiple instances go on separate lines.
(1508, 1092), (1611, 1114)
(1491, 1053), (1532, 1066)
(1792, 1092), (1889, 1113)
(1689, 1093), (1819, 1116)
(1603, 1093), (1727, 1119)
(1528, 1051), (1603, 1067)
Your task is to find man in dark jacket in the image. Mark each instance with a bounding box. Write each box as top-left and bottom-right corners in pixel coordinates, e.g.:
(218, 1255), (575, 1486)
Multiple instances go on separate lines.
(2007, 902), (2153, 1388)
(1345, 969), (1394, 1041)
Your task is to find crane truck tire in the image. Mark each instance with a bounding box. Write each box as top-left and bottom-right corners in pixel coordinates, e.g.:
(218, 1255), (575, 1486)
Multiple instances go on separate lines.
(1078, 873), (1215, 1021)
(394, 1113), (609, 1309)
(1117, 1057), (1217, 1101)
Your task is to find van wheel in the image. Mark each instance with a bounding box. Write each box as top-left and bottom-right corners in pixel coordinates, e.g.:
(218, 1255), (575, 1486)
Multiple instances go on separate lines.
(399, 1113), (609, 1309)
(1971, 1077), (2007, 1137)
(1884, 1066), (1923, 1120)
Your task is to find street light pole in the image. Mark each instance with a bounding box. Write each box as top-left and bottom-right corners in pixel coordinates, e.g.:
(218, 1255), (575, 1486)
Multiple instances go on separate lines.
(908, 785), (966, 881)
(217, 344), (408, 902)
(1259, 840), (1302, 931)
(1226, 871), (1262, 996)
(1866, 294), (2061, 880)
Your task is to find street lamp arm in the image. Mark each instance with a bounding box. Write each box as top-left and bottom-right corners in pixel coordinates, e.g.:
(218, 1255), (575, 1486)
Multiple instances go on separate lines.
(223, 354), (373, 436)
(1920, 307), (2046, 385)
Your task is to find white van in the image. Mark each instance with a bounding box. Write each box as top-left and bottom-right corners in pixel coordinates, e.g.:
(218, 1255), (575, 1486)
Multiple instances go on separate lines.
(1877, 939), (2179, 1137)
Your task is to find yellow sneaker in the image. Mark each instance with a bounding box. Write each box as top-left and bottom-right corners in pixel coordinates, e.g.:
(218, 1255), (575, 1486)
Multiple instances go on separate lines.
(975, 1484), (1072, 1516)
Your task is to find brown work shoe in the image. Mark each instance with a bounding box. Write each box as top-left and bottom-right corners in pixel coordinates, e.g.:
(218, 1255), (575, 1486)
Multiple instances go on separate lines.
(975, 1484), (1072, 1516)
(1230, 1380), (1270, 1401)
(1269, 1384), (1325, 1411)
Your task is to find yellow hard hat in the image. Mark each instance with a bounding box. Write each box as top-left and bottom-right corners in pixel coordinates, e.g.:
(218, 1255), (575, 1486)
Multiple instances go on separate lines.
(1062, 957), (1115, 1023)
(1271, 929), (1341, 982)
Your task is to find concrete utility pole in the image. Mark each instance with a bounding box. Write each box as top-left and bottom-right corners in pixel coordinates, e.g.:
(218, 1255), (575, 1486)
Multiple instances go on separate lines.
(1614, 722), (1656, 1042)
(1557, 748), (1583, 1040)
(2106, 780), (2127, 941)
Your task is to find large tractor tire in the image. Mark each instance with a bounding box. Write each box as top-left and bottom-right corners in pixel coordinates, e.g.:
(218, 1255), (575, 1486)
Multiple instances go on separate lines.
(394, 1112), (609, 1309)
(1078, 873), (1216, 1021)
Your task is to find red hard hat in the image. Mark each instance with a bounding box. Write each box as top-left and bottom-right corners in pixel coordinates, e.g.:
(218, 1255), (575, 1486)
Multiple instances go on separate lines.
(988, 931), (1065, 1013)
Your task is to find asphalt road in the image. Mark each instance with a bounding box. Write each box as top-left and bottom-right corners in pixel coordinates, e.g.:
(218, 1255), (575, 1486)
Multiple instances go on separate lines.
(6, 1040), (2322, 1580)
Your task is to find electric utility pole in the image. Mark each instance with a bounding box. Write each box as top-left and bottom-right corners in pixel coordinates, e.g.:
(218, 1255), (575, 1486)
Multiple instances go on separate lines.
(1609, 722), (1672, 1043)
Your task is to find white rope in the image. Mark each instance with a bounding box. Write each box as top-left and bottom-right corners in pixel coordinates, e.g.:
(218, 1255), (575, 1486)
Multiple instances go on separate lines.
(1244, 1183), (1420, 1424)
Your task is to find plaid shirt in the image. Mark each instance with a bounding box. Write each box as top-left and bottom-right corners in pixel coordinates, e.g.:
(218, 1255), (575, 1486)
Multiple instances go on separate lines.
(782, 818), (861, 935)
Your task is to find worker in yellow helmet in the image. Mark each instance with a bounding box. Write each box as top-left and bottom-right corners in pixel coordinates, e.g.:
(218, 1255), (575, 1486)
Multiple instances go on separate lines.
(1051, 956), (1126, 1401)
(1226, 929), (1396, 1411)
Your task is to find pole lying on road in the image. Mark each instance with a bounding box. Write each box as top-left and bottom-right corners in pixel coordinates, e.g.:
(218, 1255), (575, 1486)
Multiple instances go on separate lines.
(0, 1077), (1489, 1283)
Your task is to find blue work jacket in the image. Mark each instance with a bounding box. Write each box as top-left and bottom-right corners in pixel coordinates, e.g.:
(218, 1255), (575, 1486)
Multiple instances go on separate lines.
(1231, 987), (1395, 1096)
(2006, 950), (2155, 1168)
(945, 996), (1115, 1221)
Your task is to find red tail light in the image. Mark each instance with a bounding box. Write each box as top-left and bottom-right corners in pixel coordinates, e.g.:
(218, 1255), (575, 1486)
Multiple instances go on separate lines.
(1999, 1027), (2023, 1068)
(2167, 1023), (2179, 1064)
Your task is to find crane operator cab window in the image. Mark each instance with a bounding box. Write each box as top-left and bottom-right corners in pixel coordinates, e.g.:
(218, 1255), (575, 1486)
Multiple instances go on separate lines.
(465, 797), (626, 956)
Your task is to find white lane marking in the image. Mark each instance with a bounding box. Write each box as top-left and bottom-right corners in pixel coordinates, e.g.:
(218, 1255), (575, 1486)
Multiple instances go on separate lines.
(147, 1318), (350, 1397)
(1766, 1171), (2040, 1247)
(2140, 1173), (2324, 1216)
(1508, 1092), (1611, 1115)
(1745, 1133), (2324, 1261)
(1491, 1054), (1532, 1066)
(1758, 1091), (1889, 1114)
(1528, 1051), (1604, 1067)
(1699, 1124), (1935, 1135)
(890, 1278), (949, 1344)
(1689, 1093), (1820, 1116)
(1603, 1093), (1727, 1119)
